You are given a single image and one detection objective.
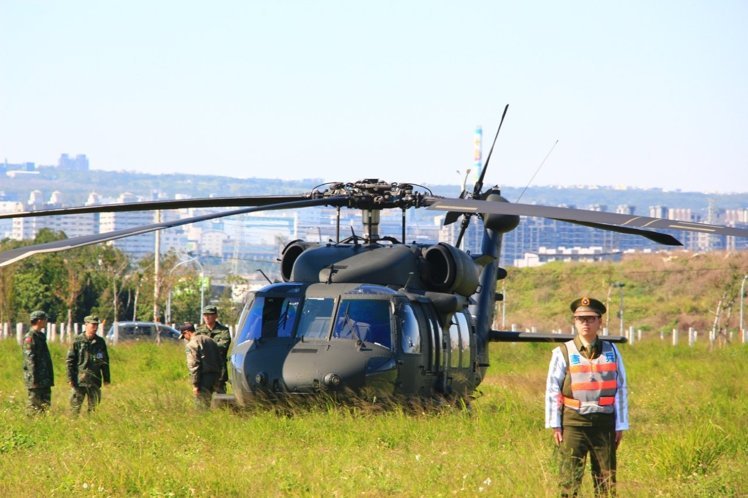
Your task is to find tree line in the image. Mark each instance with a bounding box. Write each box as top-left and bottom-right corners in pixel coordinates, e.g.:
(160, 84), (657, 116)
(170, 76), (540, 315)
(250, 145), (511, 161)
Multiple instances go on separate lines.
(0, 229), (241, 327)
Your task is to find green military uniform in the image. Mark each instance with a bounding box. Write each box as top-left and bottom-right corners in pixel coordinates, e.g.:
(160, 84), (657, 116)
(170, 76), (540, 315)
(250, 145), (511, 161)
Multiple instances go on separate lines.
(67, 315), (111, 414)
(195, 305), (231, 394)
(22, 311), (54, 414)
(185, 333), (222, 408)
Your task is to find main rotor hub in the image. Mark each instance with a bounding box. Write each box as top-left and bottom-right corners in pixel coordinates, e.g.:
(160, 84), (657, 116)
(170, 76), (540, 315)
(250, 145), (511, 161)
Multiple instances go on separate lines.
(315, 179), (427, 211)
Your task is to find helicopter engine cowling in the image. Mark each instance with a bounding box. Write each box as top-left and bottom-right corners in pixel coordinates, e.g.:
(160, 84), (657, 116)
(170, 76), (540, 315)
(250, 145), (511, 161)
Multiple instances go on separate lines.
(280, 240), (320, 282)
(423, 242), (480, 297)
(288, 244), (423, 287)
(319, 244), (420, 286)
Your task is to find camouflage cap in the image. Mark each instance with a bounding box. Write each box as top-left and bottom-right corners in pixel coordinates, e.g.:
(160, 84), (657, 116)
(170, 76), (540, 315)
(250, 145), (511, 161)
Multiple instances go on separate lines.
(203, 305), (218, 315)
(570, 297), (606, 316)
(84, 315), (101, 324)
(30, 310), (48, 321)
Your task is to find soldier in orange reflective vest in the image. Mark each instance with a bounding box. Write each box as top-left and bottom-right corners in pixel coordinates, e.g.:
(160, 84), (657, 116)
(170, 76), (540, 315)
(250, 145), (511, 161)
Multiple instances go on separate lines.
(545, 297), (629, 497)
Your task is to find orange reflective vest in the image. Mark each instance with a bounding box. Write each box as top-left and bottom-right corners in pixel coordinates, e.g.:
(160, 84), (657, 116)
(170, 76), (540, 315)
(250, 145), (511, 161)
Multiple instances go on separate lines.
(562, 340), (618, 415)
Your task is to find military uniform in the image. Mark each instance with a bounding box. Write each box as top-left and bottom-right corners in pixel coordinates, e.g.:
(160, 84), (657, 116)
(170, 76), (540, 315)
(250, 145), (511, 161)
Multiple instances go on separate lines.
(67, 316), (111, 414)
(195, 305), (231, 394)
(184, 332), (222, 408)
(22, 311), (54, 414)
(545, 298), (629, 497)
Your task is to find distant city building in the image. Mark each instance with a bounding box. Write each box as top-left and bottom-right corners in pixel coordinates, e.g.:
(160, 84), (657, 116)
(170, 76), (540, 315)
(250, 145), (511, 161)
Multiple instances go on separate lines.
(58, 154), (89, 171)
(1, 160), (36, 176)
(514, 246), (622, 268)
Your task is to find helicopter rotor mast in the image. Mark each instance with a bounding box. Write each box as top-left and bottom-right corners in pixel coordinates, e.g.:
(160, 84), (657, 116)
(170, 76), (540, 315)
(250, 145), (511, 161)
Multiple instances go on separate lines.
(322, 180), (427, 244)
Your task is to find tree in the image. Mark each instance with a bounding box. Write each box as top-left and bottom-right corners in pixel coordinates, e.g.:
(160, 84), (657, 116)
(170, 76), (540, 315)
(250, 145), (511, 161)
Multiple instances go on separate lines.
(92, 245), (131, 322)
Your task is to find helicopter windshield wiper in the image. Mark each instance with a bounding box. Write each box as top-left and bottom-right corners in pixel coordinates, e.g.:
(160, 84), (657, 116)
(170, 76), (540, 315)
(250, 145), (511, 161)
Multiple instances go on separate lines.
(338, 304), (364, 346)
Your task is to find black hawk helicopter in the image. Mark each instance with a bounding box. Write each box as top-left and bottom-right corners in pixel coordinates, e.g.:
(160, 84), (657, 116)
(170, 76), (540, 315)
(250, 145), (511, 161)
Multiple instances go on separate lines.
(2, 110), (747, 406)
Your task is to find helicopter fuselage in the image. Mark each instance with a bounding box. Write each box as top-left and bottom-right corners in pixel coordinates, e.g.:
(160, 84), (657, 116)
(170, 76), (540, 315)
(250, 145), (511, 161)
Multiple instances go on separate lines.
(229, 280), (481, 404)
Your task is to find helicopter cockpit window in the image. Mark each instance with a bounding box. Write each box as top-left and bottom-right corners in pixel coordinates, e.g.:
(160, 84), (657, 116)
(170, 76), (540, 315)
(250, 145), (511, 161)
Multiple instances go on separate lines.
(237, 295), (301, 343)
(399, 303), (420, 354)
(296, 298), (335, 339)
(332, 299), (392, 349)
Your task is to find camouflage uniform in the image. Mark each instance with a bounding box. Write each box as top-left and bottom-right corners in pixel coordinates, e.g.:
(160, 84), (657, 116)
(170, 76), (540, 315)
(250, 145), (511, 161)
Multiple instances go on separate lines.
(195, 312), (231, 394)
(185, 334), (222, 408)
(67, 317), (111, 414)
(22, 311), (55, 414)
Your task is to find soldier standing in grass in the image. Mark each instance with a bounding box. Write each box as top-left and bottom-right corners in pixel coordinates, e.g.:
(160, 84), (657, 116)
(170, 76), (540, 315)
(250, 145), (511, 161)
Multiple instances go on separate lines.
(22, 310), (55, 415)
(67, 315), (111, 414)
(180, 322), (221, 408)
(545, 297), (629, 497)
(195, 305), (231, 394)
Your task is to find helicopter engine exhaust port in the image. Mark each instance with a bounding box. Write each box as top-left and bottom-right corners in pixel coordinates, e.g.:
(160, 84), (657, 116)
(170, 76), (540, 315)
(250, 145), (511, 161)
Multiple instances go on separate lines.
(280, 240), (319, 281)
(423, 243), (480, 296)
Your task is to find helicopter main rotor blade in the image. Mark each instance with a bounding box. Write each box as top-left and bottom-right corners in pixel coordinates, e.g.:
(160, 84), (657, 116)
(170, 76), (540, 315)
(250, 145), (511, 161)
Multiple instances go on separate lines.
(489, 330), (628, 343)
(0, 195), (310, 220)
(427, 197), (748, 241)
(0, 197), (344, 268)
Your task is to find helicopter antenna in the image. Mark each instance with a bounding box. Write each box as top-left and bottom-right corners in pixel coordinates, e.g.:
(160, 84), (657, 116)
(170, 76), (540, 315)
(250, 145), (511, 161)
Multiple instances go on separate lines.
(401, 271), (415, 291)
(336, 206), (341, 243)
(326, 264), (339, 284)
(455, 105), (509, 248)
(473, 104), (509, 198)
(515, 139), (558, 203)
(256, 268), (272, 285)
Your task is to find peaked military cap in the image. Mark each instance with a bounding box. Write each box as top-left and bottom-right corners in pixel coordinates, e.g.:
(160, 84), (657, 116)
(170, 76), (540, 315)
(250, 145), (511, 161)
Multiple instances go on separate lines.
(203, 305), (218, 315)
(30, 310), (48, 321)
(570, 297), (606, 316)
(84, 315), (100, 324)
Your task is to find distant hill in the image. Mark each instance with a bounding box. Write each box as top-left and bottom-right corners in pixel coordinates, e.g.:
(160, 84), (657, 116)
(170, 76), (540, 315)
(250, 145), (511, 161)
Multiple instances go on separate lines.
(503, 250), (748, 334)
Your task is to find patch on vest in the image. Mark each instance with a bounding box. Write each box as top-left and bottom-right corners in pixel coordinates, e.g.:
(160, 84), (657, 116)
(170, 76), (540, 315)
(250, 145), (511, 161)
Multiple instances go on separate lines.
(605, 351), (615, 363)
(570, 354), (581, 365)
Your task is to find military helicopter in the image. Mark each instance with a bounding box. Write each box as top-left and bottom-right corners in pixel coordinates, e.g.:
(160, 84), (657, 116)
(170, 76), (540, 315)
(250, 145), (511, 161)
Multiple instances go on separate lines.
(2, 111), (747, 406)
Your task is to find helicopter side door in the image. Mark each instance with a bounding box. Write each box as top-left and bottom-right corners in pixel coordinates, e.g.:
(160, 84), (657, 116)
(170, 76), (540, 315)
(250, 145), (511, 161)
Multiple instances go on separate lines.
(393, 298), (427, 396)
(445, 311), (473, 397)
(407, 300), (444, 396)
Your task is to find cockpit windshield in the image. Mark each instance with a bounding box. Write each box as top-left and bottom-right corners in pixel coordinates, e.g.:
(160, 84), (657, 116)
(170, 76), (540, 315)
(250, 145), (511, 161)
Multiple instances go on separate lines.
(333, 299), (392, 349)
(238, 295), (300, 343)
(296, 297), (335, 339)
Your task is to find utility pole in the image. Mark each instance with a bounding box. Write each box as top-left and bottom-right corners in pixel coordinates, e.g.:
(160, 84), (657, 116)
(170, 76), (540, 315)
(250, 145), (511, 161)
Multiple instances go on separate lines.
(740, 274), (748, 343)
(612, 282), (625, 336)
(153, 210), (161, 323)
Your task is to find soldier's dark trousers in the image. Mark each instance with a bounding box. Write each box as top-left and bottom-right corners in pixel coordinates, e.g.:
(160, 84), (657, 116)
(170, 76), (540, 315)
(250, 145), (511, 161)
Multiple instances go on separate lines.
(71, 386), (102, 414)
(215, 359), (228, 394)
(27, 387), (51, 414)
(559, 425), (616, 497)
(196, 372), (219, 409)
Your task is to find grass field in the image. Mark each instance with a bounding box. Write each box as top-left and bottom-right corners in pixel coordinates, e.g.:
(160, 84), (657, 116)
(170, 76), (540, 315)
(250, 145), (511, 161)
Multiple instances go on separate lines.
(0, 338), (745, 497)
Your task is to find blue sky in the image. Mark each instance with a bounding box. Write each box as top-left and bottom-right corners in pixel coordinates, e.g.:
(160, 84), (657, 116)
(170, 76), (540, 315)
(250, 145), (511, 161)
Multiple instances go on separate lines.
(1, 1), (747, 193)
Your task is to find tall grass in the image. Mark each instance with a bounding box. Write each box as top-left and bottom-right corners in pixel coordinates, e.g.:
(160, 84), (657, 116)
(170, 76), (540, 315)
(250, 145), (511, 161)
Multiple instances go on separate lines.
(0, 339), (745, 497)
